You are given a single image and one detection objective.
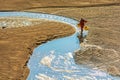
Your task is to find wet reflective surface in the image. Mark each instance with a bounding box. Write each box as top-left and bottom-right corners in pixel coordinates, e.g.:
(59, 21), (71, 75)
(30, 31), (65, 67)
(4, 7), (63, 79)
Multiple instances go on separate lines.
(0, 12), (119, 80)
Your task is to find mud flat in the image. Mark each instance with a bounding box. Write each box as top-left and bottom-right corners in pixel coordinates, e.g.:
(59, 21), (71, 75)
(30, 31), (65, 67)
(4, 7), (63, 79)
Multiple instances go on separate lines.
(74, 43), (120, 77)
(0, 0), (120, 79)
(25, 5), (120, 77)
(0, 17), (50, 28)
(0, 0), (119, 10)
(0, 20), (75, 80)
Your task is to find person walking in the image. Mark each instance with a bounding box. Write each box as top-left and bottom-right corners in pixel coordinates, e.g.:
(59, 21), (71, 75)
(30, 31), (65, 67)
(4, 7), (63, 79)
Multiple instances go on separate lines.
(77, 18), (87, 42)
(77, 18), (87, 38)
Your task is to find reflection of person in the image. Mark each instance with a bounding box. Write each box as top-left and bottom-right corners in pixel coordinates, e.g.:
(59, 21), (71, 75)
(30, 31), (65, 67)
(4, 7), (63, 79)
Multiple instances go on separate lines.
(77, 18), (87, 38)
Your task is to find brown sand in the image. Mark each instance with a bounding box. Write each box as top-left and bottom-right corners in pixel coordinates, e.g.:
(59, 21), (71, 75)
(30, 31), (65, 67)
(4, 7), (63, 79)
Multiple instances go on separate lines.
(25, 4), (120, 76)
(31, 5), (119, 77)
(0, 0), (120, 10)
(0, 21), (75, 80)
(74, 44), (120, 76)
(0, 0), (120, 79)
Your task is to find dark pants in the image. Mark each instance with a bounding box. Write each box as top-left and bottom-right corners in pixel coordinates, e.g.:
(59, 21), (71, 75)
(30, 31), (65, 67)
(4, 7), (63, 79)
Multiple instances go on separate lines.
(80, 28), (83, 38)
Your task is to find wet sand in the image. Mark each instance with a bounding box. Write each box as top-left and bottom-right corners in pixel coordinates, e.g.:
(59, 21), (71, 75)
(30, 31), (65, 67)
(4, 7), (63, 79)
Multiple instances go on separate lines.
(26, 4), (120, 77)
(0, 20), (75, 80)
(0, 18), (50, 28)
(0, 0), (120, 79)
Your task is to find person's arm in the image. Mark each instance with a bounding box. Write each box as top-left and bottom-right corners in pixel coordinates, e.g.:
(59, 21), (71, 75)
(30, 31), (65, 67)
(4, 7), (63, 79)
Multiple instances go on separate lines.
(77, 23), (80, 27)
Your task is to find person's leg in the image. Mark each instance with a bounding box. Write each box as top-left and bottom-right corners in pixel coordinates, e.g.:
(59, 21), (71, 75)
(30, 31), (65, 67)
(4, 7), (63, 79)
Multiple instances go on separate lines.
(78, 28), (84, 43)
(81, 28), (83, 38)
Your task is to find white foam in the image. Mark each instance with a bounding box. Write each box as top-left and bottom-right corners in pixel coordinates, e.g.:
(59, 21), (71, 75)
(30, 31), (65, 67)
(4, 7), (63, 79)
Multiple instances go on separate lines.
(90, 70), (107, 77)
(67, 52), (73, 59)
(50, 50), (55, 54)
(40, 51), (80, 73)
(36, 74), (56, 80)
(40, 53), (55, 67)
(64, 76), (96, 80)
(51, 67), (80, 73)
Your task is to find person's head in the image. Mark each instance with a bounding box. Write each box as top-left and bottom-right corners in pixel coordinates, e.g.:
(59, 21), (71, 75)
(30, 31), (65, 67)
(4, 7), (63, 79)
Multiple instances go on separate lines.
(80, 18), (87, 23)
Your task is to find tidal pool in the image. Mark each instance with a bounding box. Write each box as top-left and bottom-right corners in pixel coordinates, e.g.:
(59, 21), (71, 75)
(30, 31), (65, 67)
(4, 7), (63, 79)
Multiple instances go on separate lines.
(0, 12), (119, 80)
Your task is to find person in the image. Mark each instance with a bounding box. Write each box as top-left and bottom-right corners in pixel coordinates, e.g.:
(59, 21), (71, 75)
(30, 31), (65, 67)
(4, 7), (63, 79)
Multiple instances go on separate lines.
(78, 18), (87, 38)
(77, 18), (87, 42)
(83, 26), (89, 38)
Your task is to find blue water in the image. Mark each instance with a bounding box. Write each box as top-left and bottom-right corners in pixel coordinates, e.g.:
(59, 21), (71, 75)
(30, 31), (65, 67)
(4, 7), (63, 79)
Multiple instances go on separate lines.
(0, 12), (119, 80)
(27, 33), (118, 80)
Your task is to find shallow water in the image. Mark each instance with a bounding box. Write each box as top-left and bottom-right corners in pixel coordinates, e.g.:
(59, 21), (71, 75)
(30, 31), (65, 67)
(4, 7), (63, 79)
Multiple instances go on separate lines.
(27, 34), (117, 80)
(0, 12), (119, 80)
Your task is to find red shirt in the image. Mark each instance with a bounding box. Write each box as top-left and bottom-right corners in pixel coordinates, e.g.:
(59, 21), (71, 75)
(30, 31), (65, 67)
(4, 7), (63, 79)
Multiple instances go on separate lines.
(79, 19), (87, 29)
